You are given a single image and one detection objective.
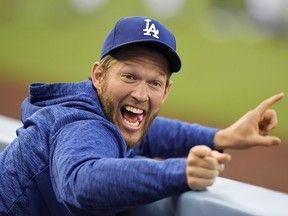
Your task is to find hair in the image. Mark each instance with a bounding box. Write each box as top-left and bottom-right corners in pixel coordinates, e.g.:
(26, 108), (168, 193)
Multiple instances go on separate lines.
(88, 54), (116, 81)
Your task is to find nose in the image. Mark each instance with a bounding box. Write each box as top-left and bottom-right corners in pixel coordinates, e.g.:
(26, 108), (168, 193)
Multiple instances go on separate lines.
(131, 81), (149, 102)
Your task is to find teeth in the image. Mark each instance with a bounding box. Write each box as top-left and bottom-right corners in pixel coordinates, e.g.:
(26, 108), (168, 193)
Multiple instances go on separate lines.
(124, 119), (140, 127)
(125, 106), (143, 114)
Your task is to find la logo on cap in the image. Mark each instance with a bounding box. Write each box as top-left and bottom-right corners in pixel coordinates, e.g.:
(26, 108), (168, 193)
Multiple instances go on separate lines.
(143, 19), (159, 39)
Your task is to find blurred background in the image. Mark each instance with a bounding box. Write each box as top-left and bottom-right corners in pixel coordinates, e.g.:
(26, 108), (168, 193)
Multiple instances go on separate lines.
(1, 0), (288, 193)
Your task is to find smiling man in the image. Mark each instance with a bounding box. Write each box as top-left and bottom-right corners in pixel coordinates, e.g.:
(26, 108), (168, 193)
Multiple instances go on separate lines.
(0, 16), (284, 216)
(92, 46), (172, 147)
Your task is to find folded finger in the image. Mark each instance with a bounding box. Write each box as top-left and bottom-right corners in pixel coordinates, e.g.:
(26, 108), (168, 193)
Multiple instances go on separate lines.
(186, 166), (219, 179)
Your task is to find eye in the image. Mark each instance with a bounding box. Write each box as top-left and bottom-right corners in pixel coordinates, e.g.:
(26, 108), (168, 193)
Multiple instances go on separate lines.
(149, 80), (162, 88)
(121, 74), (136, 82)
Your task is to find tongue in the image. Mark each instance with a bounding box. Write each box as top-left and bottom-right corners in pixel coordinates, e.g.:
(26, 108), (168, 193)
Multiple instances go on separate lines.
(122, 110), (143, 123)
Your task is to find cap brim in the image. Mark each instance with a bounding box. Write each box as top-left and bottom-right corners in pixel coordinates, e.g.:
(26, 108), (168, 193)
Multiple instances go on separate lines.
(103, 40), (181, 73)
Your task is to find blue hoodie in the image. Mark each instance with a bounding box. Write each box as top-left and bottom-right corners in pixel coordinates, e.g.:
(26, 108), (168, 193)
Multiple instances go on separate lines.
(0, 80), (218, 216)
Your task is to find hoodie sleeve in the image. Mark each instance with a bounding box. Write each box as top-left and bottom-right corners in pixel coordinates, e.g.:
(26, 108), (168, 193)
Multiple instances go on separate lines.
(50, 120), (190, 215)
(140, 116), (219, 158)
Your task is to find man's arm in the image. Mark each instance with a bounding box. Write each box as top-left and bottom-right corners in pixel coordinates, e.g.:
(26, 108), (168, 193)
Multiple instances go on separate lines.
(141, 117), (219, 158)
(51, 120), (190, 214)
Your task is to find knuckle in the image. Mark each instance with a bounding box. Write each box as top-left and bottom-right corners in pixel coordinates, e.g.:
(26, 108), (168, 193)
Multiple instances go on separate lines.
(186, 166), (197, 176)
(187, 156), (198, 166)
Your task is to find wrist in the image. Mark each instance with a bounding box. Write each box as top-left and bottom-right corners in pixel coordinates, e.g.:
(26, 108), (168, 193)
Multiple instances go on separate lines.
(214, 129), (229, 150)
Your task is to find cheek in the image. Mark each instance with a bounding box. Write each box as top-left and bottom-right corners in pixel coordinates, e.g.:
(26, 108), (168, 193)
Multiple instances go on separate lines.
(150, 93), (166, 108)
(106, 83), (129, 103)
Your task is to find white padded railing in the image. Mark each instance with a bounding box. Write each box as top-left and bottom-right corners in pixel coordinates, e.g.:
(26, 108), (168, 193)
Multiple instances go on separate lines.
(0, 115), (22, 151)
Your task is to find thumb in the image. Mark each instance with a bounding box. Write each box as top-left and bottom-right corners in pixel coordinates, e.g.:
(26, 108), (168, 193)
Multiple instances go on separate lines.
(211, 150), (231, 164)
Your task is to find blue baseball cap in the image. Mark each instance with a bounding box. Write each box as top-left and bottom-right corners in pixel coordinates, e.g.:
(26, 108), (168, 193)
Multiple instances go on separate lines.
(100, 16), (181, 73)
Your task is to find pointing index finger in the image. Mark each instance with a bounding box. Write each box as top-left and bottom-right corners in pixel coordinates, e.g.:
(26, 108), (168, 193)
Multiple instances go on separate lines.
(254, 93), (285, 114)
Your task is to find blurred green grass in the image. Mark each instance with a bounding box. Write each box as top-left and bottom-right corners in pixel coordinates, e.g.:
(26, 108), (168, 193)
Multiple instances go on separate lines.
(0, 0), (287, 140)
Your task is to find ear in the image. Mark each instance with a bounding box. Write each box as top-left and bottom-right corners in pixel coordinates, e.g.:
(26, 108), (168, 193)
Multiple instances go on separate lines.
(161, 79), (172, 105)
(91, 62), (104, 93)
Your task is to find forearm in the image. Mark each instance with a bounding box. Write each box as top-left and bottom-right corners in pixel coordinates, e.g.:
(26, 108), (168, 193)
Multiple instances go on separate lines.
(54, 158), (189, 214)
(142, 117), (219, 158)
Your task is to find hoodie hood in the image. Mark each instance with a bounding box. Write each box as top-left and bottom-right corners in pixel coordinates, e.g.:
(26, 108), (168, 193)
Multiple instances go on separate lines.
(21, 80), (105, 122)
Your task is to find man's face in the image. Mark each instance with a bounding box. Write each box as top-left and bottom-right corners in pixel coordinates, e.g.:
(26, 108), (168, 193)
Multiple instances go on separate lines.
(91, 47), (171, 148)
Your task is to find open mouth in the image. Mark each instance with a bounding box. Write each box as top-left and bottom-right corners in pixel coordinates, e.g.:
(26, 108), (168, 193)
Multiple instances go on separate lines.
(121, 105), (144, 128)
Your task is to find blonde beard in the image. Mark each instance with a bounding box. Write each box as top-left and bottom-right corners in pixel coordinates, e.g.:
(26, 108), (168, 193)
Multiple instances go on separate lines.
(98, 82), (159, 148)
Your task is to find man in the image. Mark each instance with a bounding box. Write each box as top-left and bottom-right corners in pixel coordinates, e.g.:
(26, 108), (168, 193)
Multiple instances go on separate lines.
(0, 16), (284, 216)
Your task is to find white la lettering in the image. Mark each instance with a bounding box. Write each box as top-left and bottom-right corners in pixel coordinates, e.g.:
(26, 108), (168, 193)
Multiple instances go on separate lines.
(143, 19), (159, 39)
